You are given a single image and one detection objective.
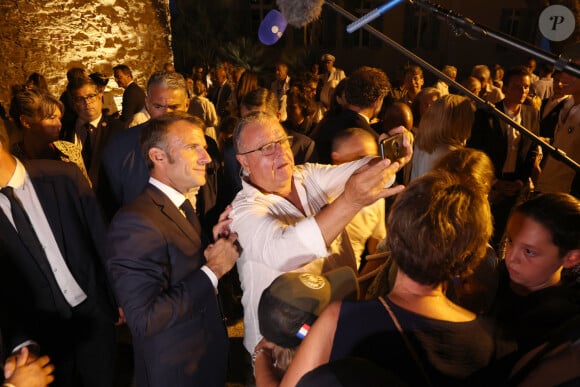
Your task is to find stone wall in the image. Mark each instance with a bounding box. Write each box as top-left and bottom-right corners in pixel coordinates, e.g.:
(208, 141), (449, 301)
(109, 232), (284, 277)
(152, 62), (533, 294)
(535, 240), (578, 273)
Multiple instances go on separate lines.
(0, 0), (173, 107)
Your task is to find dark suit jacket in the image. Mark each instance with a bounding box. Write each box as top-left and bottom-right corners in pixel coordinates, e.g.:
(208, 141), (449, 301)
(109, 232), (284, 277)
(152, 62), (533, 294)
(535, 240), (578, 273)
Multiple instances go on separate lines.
(314, 109), (379, 164)
(208, 82), (232, 118)
(0, 160), (116, 352)
(107, 185), (228, 387)
(121, 82), (146, 122)
(468, 101), (540, 182)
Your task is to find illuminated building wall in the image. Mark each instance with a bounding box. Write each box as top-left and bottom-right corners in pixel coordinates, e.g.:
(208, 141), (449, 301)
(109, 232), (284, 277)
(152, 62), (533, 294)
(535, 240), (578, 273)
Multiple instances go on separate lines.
(0, 0), (173, 105)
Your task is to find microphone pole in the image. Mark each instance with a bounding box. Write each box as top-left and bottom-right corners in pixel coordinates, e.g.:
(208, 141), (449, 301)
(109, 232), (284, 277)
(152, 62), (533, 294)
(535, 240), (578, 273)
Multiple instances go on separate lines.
(410, 0), (580, 77)
(324, 0), (580, 172)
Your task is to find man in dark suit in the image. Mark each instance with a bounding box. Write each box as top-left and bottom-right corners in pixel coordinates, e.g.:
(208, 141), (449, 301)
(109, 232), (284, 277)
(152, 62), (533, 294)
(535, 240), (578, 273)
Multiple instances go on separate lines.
(468, 66), (541, 246)
(101, 71), (223, 230)
(0, 120), (118, 387)
(60, 76), (123, 191)
(208, 65), (232, 118)
(106, 112), (240, 386)
(113, 64), (146, 123)
(315, 66), (390, 163)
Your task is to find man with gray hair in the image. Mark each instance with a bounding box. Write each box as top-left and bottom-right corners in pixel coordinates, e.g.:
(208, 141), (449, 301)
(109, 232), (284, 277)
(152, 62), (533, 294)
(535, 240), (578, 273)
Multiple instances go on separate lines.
(102, 71), (190, 210)
(229, 111), (412, 353)
(102, 71), (221, 225)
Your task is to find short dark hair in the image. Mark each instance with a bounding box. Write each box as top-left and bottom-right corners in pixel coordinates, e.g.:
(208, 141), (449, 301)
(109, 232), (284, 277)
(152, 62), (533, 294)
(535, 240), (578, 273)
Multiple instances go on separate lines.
(387, 170), (493, 285)
(240, 87), (278, 116)
(345, 66), (390, 108)
(113, 64), (132, 78)
(141, 112), (205, 170)
(503, 66), (532, 88)
(514, 193), (580, 258)
(67, 76), (98, 98)
(66, 67), (86, 83)
(286, 86), (315, 117)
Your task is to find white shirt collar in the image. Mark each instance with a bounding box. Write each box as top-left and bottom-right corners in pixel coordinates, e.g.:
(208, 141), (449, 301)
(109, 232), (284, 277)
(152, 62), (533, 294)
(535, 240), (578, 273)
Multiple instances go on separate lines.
(5, 157), (26, 189)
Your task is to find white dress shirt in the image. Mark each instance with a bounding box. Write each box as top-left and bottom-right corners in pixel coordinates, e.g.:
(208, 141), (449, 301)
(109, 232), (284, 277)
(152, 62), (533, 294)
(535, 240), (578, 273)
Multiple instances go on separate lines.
(0, 158), (87, 307)
(231, 157), (369, 352)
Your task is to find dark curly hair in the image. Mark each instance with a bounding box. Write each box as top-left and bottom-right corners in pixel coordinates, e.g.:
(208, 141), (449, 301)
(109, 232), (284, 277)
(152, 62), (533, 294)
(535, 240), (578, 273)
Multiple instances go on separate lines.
(345, 66), (391, 109)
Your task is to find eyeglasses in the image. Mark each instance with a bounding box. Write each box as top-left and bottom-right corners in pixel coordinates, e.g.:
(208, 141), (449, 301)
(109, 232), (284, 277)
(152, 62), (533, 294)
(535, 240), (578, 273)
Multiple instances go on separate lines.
(74, 93), (99, 105)
(237, 136), (293, 156)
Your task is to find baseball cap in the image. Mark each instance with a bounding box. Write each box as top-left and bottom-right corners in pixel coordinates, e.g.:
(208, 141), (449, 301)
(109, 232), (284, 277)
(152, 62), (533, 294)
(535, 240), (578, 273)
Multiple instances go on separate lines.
(258, 267), (359, 348)
(258, 10), (288, 46)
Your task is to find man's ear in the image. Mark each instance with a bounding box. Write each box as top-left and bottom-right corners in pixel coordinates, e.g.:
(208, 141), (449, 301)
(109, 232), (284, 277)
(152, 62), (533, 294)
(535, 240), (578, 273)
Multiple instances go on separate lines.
(19, 115), (32, 129)
(148, 147), (166, 166)
(562, 249), (580, 269)
(236, 154), (250, 175)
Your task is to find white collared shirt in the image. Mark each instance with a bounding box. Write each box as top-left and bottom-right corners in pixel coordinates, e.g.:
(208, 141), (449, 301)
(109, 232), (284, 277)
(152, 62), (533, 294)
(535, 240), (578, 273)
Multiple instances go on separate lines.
(0, 158), (87, 307)
(230, 157), (369, 352)
(500, 103), (523, 175)
(148, 177), (218, 290)
(73, 114), (103, 149)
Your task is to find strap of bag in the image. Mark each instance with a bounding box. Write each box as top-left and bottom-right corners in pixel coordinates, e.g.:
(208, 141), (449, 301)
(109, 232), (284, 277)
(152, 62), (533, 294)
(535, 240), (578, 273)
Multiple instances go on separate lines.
(378, 296), (433, 387)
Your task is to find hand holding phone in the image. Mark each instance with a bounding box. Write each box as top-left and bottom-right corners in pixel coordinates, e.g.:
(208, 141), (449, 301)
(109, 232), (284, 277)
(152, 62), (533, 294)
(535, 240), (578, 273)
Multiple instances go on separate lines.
(380, 134), (404, 161)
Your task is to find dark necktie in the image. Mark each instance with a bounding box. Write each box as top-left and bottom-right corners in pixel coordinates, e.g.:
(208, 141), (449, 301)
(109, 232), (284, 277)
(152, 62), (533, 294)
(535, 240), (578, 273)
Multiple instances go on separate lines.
(1, 186), (72, 316)
(1, 186), (44, 250)
(180, 199), (202, 235)
(82, 123), (94, 170)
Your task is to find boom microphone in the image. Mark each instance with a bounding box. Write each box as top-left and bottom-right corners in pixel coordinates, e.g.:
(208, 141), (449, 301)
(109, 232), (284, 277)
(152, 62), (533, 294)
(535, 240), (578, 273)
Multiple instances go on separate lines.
(346, 0), (406, 33)
(276, 0), (324, 28)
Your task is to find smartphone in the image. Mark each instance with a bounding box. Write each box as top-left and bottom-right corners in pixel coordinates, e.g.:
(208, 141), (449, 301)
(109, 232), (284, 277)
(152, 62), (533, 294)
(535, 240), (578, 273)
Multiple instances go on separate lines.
(380, 134), (404, 161)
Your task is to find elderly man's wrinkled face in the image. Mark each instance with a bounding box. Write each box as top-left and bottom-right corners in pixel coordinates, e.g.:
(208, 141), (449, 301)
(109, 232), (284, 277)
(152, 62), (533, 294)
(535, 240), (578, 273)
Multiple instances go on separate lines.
(236, 119), (295, 197)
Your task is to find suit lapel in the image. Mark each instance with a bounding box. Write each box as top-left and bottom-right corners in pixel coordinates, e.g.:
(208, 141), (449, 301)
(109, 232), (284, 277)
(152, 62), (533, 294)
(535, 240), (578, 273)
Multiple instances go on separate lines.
(26, 165), (68, 261)
(146, 185), (202, 246)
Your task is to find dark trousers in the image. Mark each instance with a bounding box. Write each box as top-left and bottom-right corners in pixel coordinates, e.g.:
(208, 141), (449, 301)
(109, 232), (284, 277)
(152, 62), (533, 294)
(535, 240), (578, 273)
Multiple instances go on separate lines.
(36, 297), (116, 387)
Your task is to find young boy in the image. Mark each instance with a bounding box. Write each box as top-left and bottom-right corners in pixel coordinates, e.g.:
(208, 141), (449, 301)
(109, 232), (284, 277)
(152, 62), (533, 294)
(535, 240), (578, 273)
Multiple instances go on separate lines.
(492, 193), (580, 351)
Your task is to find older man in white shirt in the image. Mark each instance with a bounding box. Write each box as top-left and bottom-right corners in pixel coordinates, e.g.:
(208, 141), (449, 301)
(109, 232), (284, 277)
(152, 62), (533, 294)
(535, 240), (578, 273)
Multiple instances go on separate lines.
(229, 112), (411, 353)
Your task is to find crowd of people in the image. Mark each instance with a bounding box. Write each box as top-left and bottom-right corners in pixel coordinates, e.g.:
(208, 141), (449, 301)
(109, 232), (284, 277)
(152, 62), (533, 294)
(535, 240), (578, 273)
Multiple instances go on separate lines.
(0, 44), (579, 387)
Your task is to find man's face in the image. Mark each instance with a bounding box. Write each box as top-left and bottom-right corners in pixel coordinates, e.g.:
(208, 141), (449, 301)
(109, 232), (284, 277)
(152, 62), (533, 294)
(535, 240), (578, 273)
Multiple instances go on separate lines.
(146, 87), (189, 119)
(559, 60), (580, 97)
(405, 73), (424, 93)
(275, 65), (288, 82)
(504, 212), (564, 293)
(503, 75), (531, 106)
(114, 70), (131, 88)
(215, 68), (227, 84)
(73, 84), (102, 122)
(303, 81), (318, 100)
(236, 120), (294, 196)
(155, 122), (211, 193)
(323, 60), (334, 72)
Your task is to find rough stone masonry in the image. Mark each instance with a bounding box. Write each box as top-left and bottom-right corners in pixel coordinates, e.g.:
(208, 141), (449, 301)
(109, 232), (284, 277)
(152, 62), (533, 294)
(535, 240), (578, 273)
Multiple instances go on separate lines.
(0, 0), (173, 106)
